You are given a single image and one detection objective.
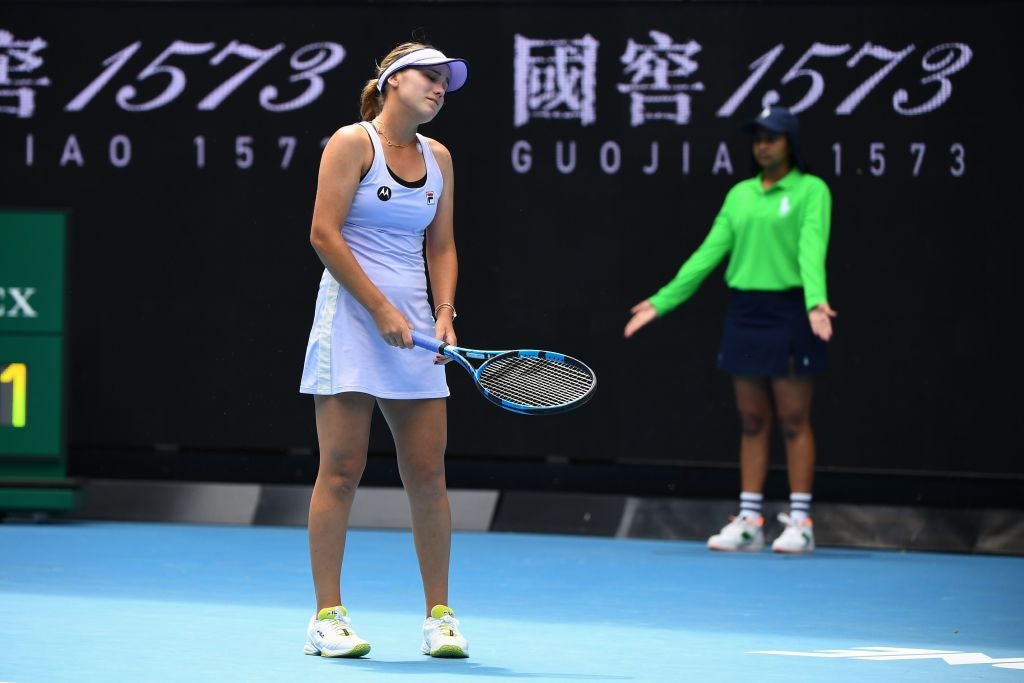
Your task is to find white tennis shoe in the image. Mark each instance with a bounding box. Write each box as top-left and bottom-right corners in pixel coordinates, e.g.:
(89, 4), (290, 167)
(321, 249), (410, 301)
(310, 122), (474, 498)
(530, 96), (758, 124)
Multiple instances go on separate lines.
(707, 514), (765, 552)
(304, 605), (371, 658)
(422, 604), (469, 658)
(771, 513), (815, 554)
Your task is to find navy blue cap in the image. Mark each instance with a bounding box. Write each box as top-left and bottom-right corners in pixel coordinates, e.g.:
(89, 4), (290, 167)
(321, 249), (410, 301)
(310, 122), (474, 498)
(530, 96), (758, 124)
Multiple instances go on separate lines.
(743, 105), (800, 137)
(744, 105), (802, 168)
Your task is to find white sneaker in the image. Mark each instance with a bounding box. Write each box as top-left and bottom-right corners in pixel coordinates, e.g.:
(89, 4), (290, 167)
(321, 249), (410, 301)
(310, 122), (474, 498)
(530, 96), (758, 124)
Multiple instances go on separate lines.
(707, 515), (765, 552)
(771, 513), (815, 554)
(304, 605), (371, 658)
(421, 604), (469, 658)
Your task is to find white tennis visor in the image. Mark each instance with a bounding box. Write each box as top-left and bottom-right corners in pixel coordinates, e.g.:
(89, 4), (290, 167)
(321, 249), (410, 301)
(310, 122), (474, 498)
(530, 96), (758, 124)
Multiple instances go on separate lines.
(376, 48), (469, 94)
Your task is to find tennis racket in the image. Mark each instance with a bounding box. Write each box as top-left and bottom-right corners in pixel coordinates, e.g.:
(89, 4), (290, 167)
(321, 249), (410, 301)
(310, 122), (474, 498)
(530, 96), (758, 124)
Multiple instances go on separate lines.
(411, 330), (597, 415)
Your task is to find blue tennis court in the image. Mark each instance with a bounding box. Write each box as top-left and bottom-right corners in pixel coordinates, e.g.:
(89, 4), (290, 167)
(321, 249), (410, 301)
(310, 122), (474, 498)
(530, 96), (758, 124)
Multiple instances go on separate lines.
(1, 521), (1021, 682)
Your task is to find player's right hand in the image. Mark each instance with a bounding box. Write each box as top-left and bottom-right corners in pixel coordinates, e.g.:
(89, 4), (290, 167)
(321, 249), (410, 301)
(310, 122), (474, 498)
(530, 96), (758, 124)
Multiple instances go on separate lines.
(373, 305), (414, 348)
(624, 299), (658, 338)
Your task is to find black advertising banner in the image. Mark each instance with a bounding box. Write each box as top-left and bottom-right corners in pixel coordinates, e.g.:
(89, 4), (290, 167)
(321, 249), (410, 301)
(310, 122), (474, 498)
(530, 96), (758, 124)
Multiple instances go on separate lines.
(1, 2), (1017, 476)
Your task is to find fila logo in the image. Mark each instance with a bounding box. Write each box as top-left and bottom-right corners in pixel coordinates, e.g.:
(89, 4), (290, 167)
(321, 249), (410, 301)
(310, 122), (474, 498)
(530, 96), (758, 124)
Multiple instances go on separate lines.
(750, 646), (1024, 671)
(0, 287), (37, 318)
(425, 190), (435, 205)
(377, 186), (392, 201)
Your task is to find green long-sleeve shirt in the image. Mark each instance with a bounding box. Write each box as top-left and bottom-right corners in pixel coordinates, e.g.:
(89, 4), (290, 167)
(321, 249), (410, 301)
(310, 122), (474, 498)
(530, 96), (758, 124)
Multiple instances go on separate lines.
(649, 168), (832, 315)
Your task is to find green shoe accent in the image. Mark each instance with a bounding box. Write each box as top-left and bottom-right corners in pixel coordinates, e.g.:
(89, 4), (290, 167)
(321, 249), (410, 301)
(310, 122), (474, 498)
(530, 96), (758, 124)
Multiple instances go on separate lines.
(317, 605), (347, 620)
(427, 644), (468, 658)
(324, 642), (371, 658)
(430, 604), (455, 619)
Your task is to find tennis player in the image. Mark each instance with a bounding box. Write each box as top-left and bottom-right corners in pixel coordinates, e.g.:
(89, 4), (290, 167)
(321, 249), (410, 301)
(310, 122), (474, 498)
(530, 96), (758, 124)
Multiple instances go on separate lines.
(299, 41), (470, 658)
(624, 105), (836, 554)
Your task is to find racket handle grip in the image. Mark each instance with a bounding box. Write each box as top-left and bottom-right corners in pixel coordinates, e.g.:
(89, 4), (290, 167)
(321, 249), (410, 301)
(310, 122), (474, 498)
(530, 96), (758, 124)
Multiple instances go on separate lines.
(410, 330), (447, 353)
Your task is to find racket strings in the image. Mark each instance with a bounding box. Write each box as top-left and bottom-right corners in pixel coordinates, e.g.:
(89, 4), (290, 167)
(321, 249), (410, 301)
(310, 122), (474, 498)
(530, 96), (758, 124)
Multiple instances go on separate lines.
(478, 355), (594, 407)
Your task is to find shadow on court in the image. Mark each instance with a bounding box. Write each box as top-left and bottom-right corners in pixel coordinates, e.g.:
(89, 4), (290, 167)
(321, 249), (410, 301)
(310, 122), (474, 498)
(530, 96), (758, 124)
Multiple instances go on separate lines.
(337, 659), (632, 679)
(651, 546), (877, 560)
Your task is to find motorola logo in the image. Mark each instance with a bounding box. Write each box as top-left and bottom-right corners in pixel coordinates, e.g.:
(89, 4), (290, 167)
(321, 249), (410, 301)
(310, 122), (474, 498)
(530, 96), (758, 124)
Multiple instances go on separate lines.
(377, 186), (392, 201)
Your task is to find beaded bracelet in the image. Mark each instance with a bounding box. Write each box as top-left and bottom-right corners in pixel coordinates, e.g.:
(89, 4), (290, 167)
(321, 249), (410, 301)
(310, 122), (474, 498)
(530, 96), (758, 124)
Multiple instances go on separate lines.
(433, 302), (457, 319)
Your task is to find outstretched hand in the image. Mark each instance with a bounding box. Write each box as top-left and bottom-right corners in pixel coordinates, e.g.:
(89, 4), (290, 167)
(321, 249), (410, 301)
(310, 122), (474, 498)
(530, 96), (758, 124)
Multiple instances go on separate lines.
(809, 302), (837, 341)
(624, 299), (658, 338)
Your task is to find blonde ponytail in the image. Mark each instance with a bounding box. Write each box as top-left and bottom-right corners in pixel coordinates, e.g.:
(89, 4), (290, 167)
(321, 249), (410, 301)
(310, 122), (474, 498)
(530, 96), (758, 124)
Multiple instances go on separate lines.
(359, 78), (382, 121)
(358, 41), (434, 121)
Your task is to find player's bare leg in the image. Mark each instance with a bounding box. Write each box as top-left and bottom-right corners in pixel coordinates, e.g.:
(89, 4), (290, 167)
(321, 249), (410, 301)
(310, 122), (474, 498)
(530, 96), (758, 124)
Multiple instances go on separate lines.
(771, 375), (815, 493)
(305, 392), (374, 657)
(770, 374), (817, 553)
(707, 375), (773, 552)
(735, 375), (773, 493)
(378, 397), (451, 613)
(309, 392), (374, 609)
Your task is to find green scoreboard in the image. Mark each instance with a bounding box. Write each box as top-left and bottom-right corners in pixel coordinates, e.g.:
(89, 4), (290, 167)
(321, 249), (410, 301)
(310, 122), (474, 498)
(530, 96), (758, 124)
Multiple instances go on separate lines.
(0, 210), (75, 512)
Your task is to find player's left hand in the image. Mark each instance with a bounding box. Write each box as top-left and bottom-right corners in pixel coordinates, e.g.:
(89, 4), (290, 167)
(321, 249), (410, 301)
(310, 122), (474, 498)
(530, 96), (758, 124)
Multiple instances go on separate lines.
(433, 323), (456, 364)
(809, 302), (837, 341)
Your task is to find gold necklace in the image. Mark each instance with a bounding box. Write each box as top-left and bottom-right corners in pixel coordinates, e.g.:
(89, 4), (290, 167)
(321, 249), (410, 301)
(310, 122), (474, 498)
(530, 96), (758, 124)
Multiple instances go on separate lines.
(374, 122), (412, 149)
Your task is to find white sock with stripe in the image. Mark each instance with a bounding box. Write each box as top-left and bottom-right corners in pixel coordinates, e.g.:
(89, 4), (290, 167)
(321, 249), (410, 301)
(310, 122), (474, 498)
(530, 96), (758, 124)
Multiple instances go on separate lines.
(738, 491), (763, 520)
(789, 492), (812, 522)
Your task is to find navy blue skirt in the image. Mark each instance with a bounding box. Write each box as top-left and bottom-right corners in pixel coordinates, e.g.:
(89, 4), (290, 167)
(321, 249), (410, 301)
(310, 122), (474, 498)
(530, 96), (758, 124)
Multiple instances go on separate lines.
(717, 289), (827, 377)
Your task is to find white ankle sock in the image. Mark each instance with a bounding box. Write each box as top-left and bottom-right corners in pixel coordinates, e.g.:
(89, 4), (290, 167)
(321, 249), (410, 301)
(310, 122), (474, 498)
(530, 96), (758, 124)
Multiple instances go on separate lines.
(789, 492), (812, 522)
(739, 491), (763, 520)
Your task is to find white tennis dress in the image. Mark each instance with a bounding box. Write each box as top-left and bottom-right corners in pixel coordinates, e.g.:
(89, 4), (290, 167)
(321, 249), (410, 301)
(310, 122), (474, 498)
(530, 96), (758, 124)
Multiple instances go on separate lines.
(299, 121), (449, 398)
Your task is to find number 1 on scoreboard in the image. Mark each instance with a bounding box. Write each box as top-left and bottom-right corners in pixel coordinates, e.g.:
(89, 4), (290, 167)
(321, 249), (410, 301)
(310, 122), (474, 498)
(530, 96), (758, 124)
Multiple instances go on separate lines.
(0, 362), (27, 428)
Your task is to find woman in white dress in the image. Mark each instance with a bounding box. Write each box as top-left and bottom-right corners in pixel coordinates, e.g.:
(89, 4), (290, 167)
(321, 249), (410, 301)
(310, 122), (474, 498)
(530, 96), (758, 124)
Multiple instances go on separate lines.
(299, 41), (470, 659)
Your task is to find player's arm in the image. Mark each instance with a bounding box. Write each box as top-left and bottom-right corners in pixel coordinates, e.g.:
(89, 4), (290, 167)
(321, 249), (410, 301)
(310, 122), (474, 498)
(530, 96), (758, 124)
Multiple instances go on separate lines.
(424, 138), (458, 351)
(798, 179), (836, 340)
(625, 199), (736, 338)
(647, 204), (734, 316)
(309, 125), (413, 347)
